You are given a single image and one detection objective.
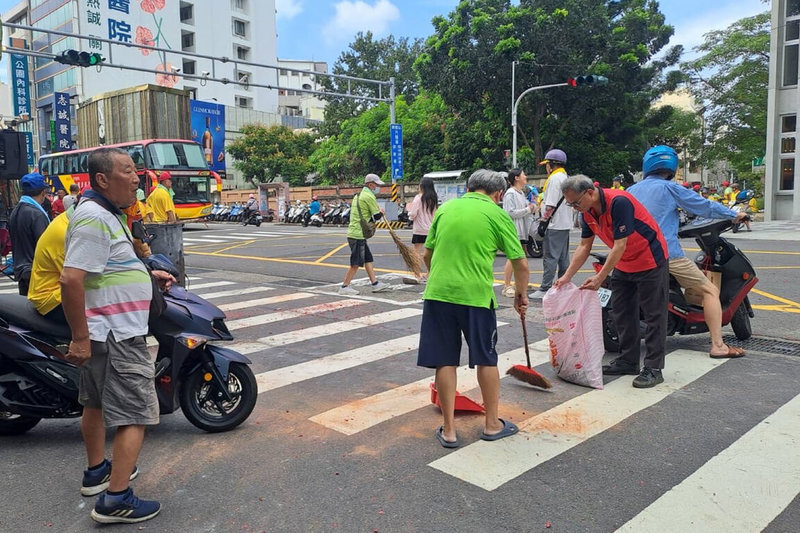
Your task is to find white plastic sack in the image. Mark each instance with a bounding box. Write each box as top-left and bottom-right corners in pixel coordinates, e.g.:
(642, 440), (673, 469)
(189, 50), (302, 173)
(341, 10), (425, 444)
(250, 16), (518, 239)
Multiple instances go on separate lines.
(542, 283), (605, 389)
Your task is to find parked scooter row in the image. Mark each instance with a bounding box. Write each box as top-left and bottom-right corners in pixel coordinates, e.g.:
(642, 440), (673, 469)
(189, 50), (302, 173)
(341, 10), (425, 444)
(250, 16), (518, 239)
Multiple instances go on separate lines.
(283, 201), (351, 227)
(207, 203), (275, 224)
(0, 255), (258, 436)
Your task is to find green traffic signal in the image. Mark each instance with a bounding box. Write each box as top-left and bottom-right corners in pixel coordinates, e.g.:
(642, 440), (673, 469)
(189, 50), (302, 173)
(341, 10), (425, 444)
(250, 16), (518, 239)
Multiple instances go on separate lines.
(54, 49), (105, 67)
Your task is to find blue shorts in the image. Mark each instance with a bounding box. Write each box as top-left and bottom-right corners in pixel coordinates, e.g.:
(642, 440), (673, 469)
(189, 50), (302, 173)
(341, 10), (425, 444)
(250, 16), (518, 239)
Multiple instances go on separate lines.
(417, 299), (498, 369)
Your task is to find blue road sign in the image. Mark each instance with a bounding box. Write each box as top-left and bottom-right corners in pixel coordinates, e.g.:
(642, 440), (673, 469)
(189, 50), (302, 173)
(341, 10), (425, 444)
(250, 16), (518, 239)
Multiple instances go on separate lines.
(390, 123), (403, 181)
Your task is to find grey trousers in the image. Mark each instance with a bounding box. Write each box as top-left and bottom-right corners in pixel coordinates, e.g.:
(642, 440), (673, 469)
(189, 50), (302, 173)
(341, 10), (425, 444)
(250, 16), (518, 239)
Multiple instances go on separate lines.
(540, 229), (570, 291)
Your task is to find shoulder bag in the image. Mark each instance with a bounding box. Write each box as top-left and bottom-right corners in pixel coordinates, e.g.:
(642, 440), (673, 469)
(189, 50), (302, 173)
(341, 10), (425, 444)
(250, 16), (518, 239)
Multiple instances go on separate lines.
(537, 196), (565, 238)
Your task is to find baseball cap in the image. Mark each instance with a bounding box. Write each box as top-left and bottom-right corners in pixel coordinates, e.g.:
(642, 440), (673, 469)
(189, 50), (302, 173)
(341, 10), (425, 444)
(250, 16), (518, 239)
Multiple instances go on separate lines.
(157, 171), (172, 182)
(20, 172), (48, 193)
(364, 173), (386, 186)
(539, 149), (567, 166)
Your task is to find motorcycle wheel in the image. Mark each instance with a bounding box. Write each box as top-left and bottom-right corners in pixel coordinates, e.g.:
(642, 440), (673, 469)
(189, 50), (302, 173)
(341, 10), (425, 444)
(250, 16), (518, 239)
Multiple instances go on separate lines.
(602, 308), (621, 353)
(255, 220), (261, 227)
(730, 301), (752, 340)
(526, 239), (543, 259)
(0, 411), (42, 435)
(179, 362), (258, 433)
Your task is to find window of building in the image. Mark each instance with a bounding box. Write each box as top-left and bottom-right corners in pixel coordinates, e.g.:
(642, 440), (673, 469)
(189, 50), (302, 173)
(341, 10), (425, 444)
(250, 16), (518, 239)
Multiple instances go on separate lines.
(781, 159), (796, 190)
(233, 0), (248, 11)
(235, 96), (252, 108)
(789, 20), (800, 41)
(233, 19), (248, 37)
(236, 46), (250, 60)
(789, 0), (800, 17)
(182, 59), (196, 75)
(184, 86), (197, 99)
(180, 3), (194, 23)
(279, 69), (288, 76)
(786, 3), (800, 87)
(181, 31), (195, 50)
(780, 114), (797, 191)
(783, 44), (799, 86)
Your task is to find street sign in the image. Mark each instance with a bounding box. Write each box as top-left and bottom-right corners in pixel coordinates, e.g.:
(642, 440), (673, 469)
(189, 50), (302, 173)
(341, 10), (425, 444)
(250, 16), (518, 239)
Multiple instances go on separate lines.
(390, 123), (403, 182)
(23, 132), (33, 166)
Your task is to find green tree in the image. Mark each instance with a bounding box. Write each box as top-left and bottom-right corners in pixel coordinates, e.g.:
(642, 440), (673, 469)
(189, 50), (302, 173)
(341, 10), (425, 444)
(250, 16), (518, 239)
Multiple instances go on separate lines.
(310, 92), (451, 184)
(414, 0), (681, 177)
(683, 11), (770, 174)
(226, 125), (317, 186)
(321, 32), (423, 136)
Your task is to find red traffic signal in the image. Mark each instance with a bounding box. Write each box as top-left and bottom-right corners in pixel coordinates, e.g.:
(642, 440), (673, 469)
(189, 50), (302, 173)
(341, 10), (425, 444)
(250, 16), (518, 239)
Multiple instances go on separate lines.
(567, 75), (608, 87)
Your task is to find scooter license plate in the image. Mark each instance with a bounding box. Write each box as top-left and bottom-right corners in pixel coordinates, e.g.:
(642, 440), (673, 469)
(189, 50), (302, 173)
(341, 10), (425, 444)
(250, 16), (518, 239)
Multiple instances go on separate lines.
(597, 287), (612, 308)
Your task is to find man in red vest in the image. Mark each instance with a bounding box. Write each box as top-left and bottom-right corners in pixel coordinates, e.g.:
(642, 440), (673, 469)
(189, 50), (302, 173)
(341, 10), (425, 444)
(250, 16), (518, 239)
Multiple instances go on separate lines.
(553, 175), (669, 388)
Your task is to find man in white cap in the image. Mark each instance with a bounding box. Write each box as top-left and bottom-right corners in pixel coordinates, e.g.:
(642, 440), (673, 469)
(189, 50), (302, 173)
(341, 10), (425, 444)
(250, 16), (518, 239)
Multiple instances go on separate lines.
(339, 173), (389, 294)
(531, 148), (572, 299)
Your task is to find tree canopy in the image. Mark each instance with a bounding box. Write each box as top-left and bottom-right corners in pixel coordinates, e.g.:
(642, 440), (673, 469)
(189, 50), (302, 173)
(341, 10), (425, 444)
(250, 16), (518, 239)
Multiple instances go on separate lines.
(225, 125), (316, 185)
(683, 11), (770, 174)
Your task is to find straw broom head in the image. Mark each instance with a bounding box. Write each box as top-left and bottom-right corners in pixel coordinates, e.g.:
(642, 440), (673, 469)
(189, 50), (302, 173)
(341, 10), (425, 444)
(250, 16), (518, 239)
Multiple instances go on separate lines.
(387, 226), (423, 278)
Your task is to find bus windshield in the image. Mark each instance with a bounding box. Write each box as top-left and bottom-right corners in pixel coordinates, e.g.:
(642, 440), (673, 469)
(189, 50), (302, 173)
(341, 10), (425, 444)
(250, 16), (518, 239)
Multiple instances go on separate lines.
(172, 175), (210, 204)
(146, 142), (207, 169)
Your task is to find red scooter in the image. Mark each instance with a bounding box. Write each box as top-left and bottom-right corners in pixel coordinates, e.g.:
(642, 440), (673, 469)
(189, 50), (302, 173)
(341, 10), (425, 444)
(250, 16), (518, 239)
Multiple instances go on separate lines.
(592, 218), (757, 352)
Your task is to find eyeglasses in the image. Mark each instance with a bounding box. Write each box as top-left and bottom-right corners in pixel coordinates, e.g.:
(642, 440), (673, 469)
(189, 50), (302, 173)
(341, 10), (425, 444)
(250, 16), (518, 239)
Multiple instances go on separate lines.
(565, 190), (587, 208)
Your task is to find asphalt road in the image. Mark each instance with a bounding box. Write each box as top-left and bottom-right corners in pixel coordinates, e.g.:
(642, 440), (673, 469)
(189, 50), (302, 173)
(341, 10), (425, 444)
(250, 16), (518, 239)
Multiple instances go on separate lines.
(2, 219), (800, 533)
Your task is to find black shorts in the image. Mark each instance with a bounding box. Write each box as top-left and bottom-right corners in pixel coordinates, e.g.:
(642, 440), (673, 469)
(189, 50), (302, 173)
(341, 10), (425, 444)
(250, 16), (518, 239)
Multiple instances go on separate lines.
(411, 234), (427, 244)
(417, 300), (498, 369)
(347, 238), (373, 267)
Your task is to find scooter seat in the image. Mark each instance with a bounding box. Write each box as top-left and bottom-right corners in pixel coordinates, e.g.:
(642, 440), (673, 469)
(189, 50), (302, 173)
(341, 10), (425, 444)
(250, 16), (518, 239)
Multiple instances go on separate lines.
(0, 295), (71, 340)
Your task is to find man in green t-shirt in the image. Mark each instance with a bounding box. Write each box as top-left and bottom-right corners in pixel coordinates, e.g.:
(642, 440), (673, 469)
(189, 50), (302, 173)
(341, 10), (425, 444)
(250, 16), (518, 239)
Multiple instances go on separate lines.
(339, 174), (389, 294)
(419, 169), (530, 448)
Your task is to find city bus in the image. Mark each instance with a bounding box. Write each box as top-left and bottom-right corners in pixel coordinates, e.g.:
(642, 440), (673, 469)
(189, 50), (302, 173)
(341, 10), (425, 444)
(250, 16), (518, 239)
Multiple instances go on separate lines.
(38, 139), (222, 220)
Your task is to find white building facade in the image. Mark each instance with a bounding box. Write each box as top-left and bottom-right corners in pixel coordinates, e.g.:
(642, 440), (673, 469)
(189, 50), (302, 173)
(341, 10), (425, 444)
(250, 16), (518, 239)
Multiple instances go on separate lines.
(277, 59), (327, 122)
(13, 0), (278, 154)
(766, 0), (800, 220)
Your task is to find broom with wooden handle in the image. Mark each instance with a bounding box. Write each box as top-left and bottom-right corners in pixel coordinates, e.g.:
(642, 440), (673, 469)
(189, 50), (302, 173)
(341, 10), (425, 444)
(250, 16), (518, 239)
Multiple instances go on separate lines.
(387, 225), (423, 278)
(507, 313), (552, 388)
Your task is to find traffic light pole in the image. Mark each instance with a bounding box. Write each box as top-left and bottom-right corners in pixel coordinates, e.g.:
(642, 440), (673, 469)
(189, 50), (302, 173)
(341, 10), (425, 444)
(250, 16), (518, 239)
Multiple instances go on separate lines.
(511, 82), (568, 168)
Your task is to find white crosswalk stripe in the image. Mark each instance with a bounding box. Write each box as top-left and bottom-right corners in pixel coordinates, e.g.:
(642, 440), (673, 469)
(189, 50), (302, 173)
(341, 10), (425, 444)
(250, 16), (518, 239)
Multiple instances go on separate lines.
(192, 286), (274, 300)
(224, 299), (365, 330)
(182, 238), (227, 244)
(428, 350), (727, 491)
(183, 281), (236, 290)
(0, 287), (20, 294)
(217, 292), (314, 312)
(616, 391), (800, 533)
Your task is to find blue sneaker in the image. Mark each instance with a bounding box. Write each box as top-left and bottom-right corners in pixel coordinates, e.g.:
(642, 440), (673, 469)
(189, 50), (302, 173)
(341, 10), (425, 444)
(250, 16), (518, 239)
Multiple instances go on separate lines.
(81, 459), (140, 496)
(91, 488), (161, 524)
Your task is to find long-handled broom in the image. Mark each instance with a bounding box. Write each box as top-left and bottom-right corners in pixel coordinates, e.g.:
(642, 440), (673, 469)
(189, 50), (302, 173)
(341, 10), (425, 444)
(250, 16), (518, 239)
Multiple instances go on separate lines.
(386, 225), (423, 278)
(507, 314), (552, 389)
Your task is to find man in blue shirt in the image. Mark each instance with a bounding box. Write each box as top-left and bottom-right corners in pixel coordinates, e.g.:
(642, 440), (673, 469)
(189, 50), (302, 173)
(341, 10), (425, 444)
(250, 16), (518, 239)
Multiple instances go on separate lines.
(628, 145), (747, 359)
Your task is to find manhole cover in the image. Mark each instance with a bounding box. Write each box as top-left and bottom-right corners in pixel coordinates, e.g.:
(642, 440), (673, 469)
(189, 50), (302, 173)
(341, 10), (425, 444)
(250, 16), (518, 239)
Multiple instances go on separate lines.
(683, 335), (800, 357)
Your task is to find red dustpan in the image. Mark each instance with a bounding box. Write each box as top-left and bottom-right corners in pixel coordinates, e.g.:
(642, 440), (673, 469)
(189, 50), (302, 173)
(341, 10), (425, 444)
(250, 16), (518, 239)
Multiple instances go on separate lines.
(429, 382), (485, 413)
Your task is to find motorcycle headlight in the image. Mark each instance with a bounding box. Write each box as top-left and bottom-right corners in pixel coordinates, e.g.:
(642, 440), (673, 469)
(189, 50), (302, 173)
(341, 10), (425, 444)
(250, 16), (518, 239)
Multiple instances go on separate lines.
(177, 335), (211, 349)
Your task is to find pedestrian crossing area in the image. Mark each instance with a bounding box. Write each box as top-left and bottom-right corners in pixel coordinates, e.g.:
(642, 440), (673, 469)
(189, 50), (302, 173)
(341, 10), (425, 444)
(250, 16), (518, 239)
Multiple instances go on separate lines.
(176, 275), (800, 527)
(4, 270), (800, 527)
(181, 228), (347, 246)
(0, 275), (20, 294)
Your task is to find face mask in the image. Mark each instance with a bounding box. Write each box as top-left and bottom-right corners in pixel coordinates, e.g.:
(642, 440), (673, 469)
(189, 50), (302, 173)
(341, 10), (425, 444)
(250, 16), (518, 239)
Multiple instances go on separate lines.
(374, 187), (381, 194)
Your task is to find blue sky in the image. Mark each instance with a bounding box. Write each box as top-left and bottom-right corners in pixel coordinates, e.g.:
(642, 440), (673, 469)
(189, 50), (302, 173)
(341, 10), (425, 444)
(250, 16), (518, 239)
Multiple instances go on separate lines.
(0, 0), (768, 78)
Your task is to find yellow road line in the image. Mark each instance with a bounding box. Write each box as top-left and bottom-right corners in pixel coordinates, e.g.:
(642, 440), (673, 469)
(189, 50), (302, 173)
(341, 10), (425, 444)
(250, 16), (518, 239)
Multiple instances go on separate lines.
(752, 305), (800, 314)
(314, 243), (349, 263)
(751, 288), (800, 309)
(212, 240), (257, 254)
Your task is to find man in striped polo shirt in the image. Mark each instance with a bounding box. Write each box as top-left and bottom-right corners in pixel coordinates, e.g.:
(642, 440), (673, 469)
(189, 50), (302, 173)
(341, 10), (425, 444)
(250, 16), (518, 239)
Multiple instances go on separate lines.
(61, 147), (173, 524)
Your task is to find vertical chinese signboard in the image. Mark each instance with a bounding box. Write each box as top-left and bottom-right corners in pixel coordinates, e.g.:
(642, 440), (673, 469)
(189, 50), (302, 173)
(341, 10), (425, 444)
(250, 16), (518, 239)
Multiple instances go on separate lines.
(54, 92), (72, 152)
(10, 51), (31, 120)
(189, 99), (226, 178)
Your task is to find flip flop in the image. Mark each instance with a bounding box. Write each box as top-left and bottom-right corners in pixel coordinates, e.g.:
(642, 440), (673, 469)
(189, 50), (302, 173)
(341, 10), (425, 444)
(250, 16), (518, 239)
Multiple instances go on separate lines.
(480, 418), (519, 441)
(710, 345), (746, 359)
(435, 426), (459, 448)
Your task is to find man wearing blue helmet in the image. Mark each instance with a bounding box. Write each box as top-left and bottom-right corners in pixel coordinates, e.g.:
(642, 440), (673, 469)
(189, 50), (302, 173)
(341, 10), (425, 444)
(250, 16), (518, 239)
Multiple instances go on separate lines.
(628, 145), (748, 359)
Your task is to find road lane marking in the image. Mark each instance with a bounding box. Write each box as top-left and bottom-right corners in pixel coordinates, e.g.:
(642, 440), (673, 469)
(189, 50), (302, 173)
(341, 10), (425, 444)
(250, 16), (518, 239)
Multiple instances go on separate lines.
(428, 349), (727, 491)
(0, 287), (19, 294)
(225, 299), (366, 330)
(192, 286), (275, 299)
(182, 238), (227, 244)
(255, 333), (421, 393)
(616, 391), (800, 533)
(310, 335), (541, 435)
(315, 243), (349, 263)
(217, 292), (314, 311)
(750, 288), (800, 310)
(183, 281), (236, 290)
(233, 308), (423, 352)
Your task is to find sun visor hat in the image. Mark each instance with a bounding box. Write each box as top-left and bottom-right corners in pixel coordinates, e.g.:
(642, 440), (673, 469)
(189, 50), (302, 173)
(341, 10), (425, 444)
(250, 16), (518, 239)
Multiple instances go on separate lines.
(539, 149), (567, 166)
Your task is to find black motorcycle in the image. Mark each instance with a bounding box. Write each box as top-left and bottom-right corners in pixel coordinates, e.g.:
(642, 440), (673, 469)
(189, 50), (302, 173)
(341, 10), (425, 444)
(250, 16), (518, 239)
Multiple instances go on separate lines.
(0, 274), (258, 435)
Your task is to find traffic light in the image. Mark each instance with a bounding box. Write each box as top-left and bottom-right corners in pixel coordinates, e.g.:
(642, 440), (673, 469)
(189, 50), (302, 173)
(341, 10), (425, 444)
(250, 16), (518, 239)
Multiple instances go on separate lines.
(54, 50), (104, 67)
(567, 75), (609, 87)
